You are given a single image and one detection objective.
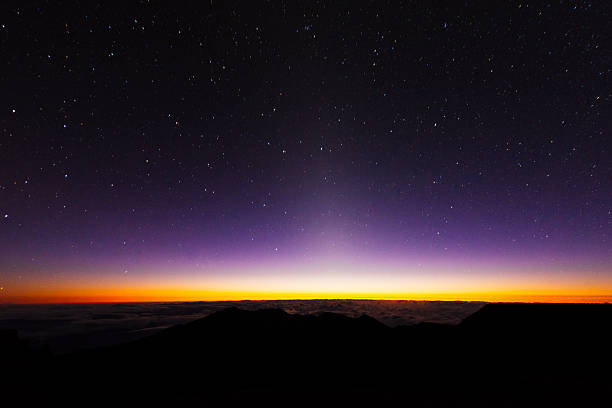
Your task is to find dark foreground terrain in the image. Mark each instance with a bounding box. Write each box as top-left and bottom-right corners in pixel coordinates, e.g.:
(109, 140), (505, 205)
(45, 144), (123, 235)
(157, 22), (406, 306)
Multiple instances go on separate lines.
(3, 303), (612, 406)
(0, 300), (485, 353)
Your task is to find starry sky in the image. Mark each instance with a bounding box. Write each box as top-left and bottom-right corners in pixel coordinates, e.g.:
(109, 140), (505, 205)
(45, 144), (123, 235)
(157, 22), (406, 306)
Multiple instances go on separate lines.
(1, 1), (611, 303)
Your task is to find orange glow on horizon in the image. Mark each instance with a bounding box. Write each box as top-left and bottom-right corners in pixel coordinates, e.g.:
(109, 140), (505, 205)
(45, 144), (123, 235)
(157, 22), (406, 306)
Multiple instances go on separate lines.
(3, 263), (611, 304)
(2, 287), (611, 304)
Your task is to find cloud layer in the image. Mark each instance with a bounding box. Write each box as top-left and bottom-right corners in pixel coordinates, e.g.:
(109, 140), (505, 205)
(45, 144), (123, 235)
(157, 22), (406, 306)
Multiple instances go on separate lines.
(0, 300), (485, 353)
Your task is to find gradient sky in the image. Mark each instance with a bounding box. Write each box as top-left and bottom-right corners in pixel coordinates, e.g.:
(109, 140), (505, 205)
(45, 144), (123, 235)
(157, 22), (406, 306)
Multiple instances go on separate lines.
(1, 1), (611, 303)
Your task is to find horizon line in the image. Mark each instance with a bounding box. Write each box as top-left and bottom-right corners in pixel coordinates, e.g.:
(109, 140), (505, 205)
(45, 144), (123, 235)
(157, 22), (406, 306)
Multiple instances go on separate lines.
(2, 294), (612, 305)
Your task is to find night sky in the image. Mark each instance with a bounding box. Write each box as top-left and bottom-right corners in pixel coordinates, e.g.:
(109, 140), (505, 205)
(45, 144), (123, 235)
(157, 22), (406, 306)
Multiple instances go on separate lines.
(1, 1), (611, 303)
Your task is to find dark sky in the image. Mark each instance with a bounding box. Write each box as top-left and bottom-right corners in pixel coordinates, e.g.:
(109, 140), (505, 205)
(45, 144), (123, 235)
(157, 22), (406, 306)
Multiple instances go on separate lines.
(1, 1), (611, 302)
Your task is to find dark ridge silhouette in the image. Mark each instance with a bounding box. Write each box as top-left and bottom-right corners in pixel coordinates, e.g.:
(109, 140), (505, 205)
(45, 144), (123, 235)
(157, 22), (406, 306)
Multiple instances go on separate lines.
(1, 329), (29, 356)
(5, 303), (612, 406)
(460, 302), (612, 332)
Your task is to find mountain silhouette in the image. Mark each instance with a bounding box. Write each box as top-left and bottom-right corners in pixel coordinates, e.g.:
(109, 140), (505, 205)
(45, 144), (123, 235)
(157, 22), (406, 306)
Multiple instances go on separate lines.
(4, 303), (611, 406)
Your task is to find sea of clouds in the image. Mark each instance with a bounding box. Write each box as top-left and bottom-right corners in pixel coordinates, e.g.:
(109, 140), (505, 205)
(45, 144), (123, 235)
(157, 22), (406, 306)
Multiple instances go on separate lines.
(0, 300), (485, 353)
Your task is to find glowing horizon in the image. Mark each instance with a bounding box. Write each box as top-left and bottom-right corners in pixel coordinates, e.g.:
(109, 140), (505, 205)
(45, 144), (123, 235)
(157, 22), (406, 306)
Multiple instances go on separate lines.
(4, 292), (612, 305)
(3, 257), (611, 304)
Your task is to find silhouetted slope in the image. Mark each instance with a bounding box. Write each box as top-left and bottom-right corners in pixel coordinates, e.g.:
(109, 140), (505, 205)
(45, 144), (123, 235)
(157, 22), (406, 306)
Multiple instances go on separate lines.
(460, 302), (612, 333)
(0, 329), (30, 359)
(6, 304), (612, 406)
(82, 308), (394, 391)
(458, 303), (611, 364)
